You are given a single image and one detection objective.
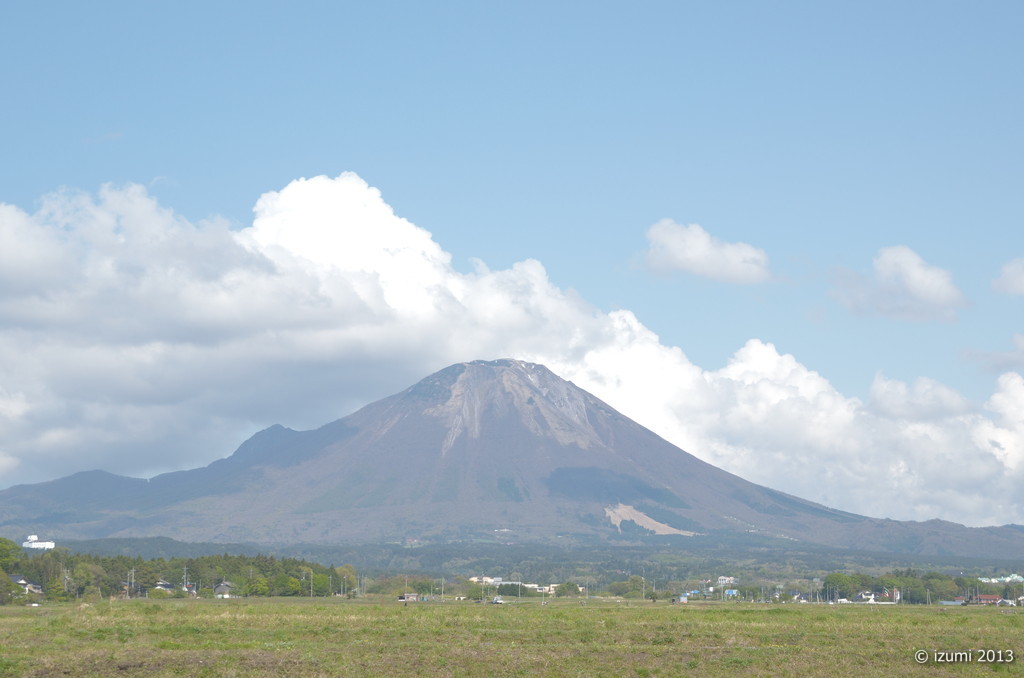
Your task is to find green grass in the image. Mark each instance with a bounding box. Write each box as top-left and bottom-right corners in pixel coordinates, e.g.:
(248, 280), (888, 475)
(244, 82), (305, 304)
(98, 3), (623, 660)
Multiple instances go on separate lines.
(1, 598), (1022, 676)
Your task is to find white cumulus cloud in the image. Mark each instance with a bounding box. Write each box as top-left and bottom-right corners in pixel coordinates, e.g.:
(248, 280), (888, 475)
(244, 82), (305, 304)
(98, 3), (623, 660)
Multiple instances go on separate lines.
(0, 173), (1021, 528)
(868, 373), (973, 420)
(972, 373), (1024, 471)
(643, 219), (771, 284)
(993, 258), (1024, 295)
(834, 245), (967, 321)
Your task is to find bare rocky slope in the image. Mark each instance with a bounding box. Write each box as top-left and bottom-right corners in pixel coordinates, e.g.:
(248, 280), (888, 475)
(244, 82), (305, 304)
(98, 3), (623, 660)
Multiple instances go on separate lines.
(2, 359), (1022, 557)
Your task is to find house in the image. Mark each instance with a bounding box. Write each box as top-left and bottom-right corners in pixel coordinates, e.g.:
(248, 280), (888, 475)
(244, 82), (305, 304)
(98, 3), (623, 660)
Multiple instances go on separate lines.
(21, 535), (55, 550)
(977, 594), (1002, 605)
(978, 574), (1024, 584)
(397, 593), (419, 602)
(214, 581), (235, 599)
(8, 575), (43, 595)
(152, 579), (176, 593)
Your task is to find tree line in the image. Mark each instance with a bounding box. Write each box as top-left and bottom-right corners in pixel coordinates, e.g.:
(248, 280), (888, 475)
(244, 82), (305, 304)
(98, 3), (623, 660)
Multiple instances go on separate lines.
(5, 536), (1019, 606)
(819, 569), (1022, 604)
(0, 538), (358, 603)
(595, 568), (1024, 604)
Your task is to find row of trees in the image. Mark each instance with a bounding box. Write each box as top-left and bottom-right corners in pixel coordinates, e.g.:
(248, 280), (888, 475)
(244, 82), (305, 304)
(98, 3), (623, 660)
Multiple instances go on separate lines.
(5, 537), (1019, 606)
(821, 569), (1021, 604)
(597, 568), (1024, 604)
(0, 538), (358, 603)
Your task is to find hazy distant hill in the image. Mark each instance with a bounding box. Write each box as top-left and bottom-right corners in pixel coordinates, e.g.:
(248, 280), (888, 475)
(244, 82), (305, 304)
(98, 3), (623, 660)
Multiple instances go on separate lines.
(2, 359), (1022, 558)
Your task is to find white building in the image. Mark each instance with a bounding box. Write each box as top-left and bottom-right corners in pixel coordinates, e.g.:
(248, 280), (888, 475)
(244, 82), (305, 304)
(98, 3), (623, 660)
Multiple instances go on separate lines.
(22, 535), (55, 550)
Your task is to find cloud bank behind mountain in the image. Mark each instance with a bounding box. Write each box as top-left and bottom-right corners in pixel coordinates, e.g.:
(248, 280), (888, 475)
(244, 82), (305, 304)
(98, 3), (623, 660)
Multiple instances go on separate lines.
(0, 173), (1022, 527)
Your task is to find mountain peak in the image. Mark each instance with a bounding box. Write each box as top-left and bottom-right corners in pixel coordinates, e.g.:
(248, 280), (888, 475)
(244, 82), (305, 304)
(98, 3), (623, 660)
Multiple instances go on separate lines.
(401, 359), (603, 452)
(5, 358), (1024, 558)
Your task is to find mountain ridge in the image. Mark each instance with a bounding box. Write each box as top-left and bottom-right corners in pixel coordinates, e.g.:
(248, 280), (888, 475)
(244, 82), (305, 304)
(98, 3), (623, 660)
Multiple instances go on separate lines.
(1, 359), (1022, 558)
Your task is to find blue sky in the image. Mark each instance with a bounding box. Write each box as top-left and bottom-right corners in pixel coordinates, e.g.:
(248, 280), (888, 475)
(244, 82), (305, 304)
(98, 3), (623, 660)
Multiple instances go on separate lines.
(1, 2), (1022, 527)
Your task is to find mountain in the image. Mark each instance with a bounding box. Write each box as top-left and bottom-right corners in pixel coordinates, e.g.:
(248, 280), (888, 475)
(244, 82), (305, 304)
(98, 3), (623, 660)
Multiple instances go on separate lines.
(2, 359), (1022, 557)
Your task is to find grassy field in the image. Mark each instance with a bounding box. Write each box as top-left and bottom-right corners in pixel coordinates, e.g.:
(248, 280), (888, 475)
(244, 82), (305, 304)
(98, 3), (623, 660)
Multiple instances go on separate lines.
(1, 597), (1021, 677)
